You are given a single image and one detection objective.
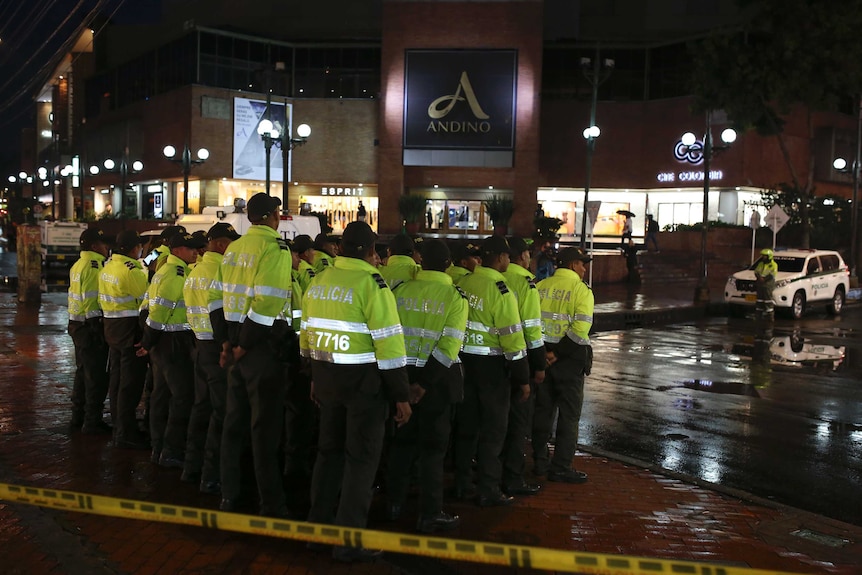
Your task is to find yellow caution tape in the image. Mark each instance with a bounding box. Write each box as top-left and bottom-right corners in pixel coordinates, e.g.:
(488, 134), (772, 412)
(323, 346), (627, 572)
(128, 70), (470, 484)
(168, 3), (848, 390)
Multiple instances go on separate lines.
(0, 482), (803, 575)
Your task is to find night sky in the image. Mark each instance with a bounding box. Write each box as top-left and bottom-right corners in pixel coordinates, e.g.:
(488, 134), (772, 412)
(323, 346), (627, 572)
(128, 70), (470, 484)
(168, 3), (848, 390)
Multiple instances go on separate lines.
(0, 0), (161, 176)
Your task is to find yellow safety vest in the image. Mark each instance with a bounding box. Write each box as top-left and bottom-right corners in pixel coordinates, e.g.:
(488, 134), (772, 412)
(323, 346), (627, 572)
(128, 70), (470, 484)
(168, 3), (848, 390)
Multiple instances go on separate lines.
(537, 268), (594, 346)
(99, 254), (148, 319)
(457, 265), (527, 361)
(68, 250), (106, 322)
(183, 251), (223, 340)
(146, 253), (191, 332)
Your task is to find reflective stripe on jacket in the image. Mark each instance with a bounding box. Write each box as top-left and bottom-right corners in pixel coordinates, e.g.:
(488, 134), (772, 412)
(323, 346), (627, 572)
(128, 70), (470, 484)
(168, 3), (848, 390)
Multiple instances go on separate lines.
(99, 254), (148, 319)
(221, 225), (293, 329)
(456, 265), (527, 361)
(502, 263), (545, 351)
(394, 269), (468, 368)
(300, 256), (407, 370)
(68, 250), (106, 322)
(537, 268), (594, 346)
(146, 253), (191, 332)
(183, 251), (223, 340)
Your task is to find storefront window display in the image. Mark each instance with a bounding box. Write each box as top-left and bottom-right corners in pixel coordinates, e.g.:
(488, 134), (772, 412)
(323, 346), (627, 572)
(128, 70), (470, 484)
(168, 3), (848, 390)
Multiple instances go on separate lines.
(297, 186), (379, 233)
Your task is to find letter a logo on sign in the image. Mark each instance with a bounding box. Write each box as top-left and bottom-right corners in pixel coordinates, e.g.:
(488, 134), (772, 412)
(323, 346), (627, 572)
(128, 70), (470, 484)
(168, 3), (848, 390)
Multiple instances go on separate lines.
(427, 72), (490, 120)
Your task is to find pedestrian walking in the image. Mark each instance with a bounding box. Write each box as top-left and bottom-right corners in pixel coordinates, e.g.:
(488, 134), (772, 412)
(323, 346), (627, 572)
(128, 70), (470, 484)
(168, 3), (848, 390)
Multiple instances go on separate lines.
(453, 235), (529, 507)
(387, 239), (468, 534)
(219, 193), (294, 518)
(645, 214), (659, 252)
(68, 228), (111, 434)
(180, 222), (240, 494)
(99, 230), (149, 450)
(533, 239), (556, 281)
(500, 237), (546, 496)
(357, 201), (367, 222)
(302, 221), (411, 563)
(140, 231), (207, 468)
(620, 213), (633, 246)
(622, 238), (640, 284)
(533, 247), (594, 483)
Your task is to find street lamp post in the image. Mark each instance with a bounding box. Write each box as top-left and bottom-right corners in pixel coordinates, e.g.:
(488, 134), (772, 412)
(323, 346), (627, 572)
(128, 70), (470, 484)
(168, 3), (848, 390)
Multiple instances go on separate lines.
(832, 95), (862, 285)
(680, 111), (737, 303)
(163, 144), (209, 215)
(579, 50), (614, 248)
(256, 98), (311, 201)
(89, 155), (143, 216)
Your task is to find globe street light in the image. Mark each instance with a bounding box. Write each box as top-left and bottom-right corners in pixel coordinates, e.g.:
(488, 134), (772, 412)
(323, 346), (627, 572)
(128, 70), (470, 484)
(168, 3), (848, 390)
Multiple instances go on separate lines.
(679, 112), (737, 303)
(89, 155), (144, 216)
(257, 113), (311, 199)
(163, 144), (209, 214)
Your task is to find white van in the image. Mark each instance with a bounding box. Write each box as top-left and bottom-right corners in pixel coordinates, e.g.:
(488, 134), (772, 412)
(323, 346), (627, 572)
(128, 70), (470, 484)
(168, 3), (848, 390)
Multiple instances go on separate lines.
(176, 205), (321, 241)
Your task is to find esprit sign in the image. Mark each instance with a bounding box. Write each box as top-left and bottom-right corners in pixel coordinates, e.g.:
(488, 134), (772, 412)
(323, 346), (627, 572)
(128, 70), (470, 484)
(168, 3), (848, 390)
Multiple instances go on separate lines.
(404, 50), (517, 150)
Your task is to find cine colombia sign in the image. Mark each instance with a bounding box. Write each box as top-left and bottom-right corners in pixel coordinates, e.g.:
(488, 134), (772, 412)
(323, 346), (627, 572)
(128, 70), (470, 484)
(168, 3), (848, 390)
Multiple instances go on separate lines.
(403, 50), (517, 150)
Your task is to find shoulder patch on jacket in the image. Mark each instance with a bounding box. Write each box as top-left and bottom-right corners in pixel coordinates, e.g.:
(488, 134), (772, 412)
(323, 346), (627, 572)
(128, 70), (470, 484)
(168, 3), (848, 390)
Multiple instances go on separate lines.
(124, 261), (137, 270)
(455, 286), (468, 299)
(307, 269), (316, 277)
(371, 273), (388, 289)
(277, 238), (290, 251)
(176, 265), (185, 277)
(90, 260), (100, 269)
(390, 279), (404, 290)
(496, 280), (510, 295)
(527, 277), (537, 289)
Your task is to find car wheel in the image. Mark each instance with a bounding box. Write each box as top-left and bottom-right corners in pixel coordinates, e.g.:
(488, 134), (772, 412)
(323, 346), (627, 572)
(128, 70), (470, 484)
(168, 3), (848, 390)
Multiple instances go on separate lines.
(791, 290), (806, 319)
(828, 286), (845, 316)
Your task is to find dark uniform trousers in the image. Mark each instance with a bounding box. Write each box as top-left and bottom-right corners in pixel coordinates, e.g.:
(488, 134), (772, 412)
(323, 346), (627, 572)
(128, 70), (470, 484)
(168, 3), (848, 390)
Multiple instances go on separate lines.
(532, 352), (587, 473)
(183, 339), (227, 482)
(149, 331), (196, 459)
(105, 317), (147, 443)
(307, 363), (388, 529)
(221, 344), (289, 516)
(501, 384), (535, 486)
(283, 364), (317, 479)
(454, 354), (510, 499)
(69, 319), (109, 426)
(387, 382), (452, 516)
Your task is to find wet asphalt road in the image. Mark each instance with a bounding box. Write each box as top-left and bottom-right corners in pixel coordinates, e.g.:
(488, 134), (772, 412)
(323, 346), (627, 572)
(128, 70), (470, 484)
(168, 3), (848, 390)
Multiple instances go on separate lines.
(581, 306), (862, 527)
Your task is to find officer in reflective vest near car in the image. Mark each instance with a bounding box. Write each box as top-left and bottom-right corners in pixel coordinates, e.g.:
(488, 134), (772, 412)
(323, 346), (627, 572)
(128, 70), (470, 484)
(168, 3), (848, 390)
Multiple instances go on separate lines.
(140, 232), (207, 468)
(301, 221), (411, 563)
(386, 239), (468, 534)
(453, 234), (530, 507)
(534, 247), (594, 484)
(754, 248), (778, 319)
(180, 222), (240, 494)
(68, 228), (111, 434)
(99, 230), (149, 450)
(219, 193), (294, 518)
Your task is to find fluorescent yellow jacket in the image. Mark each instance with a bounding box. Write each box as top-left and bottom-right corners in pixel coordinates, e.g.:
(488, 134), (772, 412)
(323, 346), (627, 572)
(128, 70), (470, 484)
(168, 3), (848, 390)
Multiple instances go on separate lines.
(183, 251), (223, 340)
(221, 225), (293, 349)
(537, 268), (594, 347)
(379, 255), (420, 287)
(296, 259), (316, 293)
(300, 256), (407, 371)
(68, 250), (106, 322)
(503, 262), (547, 373)
(312, 250), (335, 274)
(153, 244), (171, 272)
(393, 270), (468, 368)
(146, 253), (191, 333)
(456, 265), (527, 361)
(446, 265), (470, 284)
(754, 258), (778, 280)
(99, 254), (148, 319)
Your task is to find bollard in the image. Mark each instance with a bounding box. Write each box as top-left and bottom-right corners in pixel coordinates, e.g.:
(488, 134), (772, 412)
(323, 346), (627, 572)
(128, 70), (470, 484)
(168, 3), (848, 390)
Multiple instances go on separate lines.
(16, 225), (42, 304)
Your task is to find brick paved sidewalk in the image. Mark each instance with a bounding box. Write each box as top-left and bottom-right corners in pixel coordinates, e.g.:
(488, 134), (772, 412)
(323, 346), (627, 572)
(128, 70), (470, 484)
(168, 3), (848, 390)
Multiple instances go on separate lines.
(1, 293), (860, 574)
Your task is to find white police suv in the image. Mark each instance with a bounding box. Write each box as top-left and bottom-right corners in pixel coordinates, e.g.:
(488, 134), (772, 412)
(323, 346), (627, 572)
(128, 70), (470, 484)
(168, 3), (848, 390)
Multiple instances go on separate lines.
(724, 249), (850, 319)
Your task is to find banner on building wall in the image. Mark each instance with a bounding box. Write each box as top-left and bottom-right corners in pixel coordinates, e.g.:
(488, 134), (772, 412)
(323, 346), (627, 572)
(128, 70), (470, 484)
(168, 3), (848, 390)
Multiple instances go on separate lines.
(403, 50), (517, 150)
(232, 97), (293, 182)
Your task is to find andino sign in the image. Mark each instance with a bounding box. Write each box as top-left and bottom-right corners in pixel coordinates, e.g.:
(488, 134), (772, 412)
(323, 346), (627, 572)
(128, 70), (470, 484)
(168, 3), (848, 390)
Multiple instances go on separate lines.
(403, 50), (517, 150)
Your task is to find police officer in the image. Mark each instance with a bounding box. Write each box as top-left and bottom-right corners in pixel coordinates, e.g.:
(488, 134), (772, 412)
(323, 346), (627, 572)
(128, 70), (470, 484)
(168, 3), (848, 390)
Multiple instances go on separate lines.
(446, 242), (481, 284)
(181, 222), (240, 493)
(500, 236), (545, 496)
(68, 228), (111, 434)
(754, 248), (778, 318)
(453, 235), (529, 507)
(379, 233), (421, 287)
(312, 232), (338, 273)
(99, 230), (149, 449)
(302, 221), (411, 563)
(291, 234), (317, 293)
(219, 193), (294, 518)
(140, 231), (207, 467)
(387, 239), (468, 533)
(534, 247), (594, 483)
